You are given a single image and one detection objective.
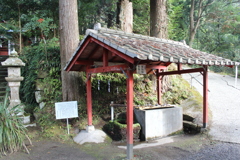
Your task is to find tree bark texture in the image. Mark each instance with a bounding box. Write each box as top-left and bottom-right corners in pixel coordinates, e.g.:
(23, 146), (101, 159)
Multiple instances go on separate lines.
(59, 0), (80, 101)
(150, 0), (168, 39)
(150, 0), (168, 99)
(118, 0), (133, 33)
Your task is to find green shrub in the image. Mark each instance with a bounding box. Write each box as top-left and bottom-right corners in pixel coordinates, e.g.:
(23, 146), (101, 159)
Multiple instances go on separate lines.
(163, 75), (192, 104)
(20, 38), (61, 112)
(0, 92), (31, 156)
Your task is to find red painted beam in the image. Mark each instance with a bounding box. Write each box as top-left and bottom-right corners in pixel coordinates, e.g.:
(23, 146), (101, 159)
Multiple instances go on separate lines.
(147, 69), (153, 74)
(157, 68), (204, 76)
(90, 37), (135, 64)
(165, 62), (172, 66)
(75, 60), (94, 65)
(225, 65), (235, 68)
(203, 65), (208, 128)
(86, 69), (93, 126)
(146, 65), (167, 70)
(126, 69), (134, 159)
(87, 64), (128, 73)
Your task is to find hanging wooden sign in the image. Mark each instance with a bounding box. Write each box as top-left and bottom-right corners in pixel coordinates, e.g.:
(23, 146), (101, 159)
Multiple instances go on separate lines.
(136, 65), (146, 74)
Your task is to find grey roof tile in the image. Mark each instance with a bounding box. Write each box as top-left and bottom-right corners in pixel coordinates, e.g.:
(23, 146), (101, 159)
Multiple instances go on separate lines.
(67, 27), (239, 70)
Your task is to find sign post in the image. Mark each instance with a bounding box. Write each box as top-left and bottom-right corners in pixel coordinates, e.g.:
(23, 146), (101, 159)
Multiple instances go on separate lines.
(55, 101), (78, 134)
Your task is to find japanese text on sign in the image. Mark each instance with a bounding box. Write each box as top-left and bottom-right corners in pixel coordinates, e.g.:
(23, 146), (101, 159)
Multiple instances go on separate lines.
(55, 101), (78, 119)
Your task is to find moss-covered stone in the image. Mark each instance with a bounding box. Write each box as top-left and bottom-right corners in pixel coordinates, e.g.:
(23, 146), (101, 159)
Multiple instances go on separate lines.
(103, 119), (141, 141)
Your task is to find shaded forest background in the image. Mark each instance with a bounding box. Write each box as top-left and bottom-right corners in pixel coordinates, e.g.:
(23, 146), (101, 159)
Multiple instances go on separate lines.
(1, 0), (239, 70)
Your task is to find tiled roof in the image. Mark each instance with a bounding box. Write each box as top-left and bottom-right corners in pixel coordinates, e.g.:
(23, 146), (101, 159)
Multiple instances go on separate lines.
(88, 28), (239, 66)
(65, 26), (239, 71)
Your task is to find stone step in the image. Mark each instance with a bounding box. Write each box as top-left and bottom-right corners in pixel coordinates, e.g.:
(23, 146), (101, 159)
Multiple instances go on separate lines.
(0, 86), (7, 90)
(183, 120), (201, 134)
(0, 79), (7, 82)
(0, 90), (6, 94)
(0, 67), (7, 70)
(0, 56), (8, 103)
(183, 114), (194, 122)
(0, 71), (7, 74)
(0, 74), (7, 77)
(0, 87), (7, 90)
(0, 87), (7, 91)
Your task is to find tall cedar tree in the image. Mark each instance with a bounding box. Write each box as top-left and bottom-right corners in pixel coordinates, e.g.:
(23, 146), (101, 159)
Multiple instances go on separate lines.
(150, 0), (169, 96)
(59, 0), (81, 101)
(150, 0), (168, 39)
(118, 0), (133, 33)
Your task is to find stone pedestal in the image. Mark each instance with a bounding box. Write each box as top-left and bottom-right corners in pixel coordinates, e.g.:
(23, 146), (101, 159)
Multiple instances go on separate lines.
(86, 125), (95, 132)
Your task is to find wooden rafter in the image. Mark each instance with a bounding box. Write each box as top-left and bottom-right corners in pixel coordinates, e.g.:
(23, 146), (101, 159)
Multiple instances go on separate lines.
(65, 37), (92, 72)
(86, 64), (128, 74)
(90, 37), (135, 64)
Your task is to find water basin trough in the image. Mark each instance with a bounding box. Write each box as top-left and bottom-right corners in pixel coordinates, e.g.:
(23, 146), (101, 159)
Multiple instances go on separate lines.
(134, 106), (182, 141)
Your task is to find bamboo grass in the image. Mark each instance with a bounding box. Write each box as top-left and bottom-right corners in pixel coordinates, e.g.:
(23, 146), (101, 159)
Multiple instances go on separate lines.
(0, 91), (32, 156)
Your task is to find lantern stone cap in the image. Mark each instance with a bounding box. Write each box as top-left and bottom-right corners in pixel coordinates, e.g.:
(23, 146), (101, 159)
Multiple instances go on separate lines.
(5, 76), (24, 82)
(1, 49), (25, 67)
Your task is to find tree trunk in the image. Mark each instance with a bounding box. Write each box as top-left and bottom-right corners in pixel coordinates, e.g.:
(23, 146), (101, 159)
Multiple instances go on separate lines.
(150, 0), (168, 39)
(118, 0), (133, 33)
(59, 0), (80, 101)
(150, 0), (169, 103)
(189, 0), (214, 47)
(189, 0), (200, 47)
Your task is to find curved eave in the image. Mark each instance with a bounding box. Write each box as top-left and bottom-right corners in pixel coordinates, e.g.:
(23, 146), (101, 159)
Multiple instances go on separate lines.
(64, 28), (240, 72)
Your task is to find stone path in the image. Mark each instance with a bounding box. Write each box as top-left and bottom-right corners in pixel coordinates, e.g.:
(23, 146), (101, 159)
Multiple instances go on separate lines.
(182, 69), (240, 144)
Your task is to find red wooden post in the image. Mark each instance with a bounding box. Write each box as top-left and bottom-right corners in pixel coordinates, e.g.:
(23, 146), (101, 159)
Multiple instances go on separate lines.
(126, 69), (134, 159)
(103, 48), (108, 67)
(86, 71), (93, 126)
(203, 65), (208, 128)
(157, 69), (162, 105)
(178, 63), (182, 71)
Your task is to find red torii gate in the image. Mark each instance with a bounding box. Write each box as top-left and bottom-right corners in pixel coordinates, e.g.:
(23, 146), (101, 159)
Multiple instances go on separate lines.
(65, 25), (238, 159)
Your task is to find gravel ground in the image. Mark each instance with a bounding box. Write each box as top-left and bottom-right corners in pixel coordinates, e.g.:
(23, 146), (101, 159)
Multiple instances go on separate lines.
(182, 69), (240, 143)
(177, 142), (240, 160)
(0, 140), (96, 160)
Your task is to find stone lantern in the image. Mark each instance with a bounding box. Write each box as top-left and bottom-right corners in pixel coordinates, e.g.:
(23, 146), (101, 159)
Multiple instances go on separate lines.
(1, 49), (25, 116)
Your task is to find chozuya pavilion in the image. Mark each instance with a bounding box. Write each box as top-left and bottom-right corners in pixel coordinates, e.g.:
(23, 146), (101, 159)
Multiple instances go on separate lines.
(65, 23), (239, 159)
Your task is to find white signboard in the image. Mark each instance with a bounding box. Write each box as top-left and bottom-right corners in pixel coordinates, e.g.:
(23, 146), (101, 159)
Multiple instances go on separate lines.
(136, 65), (146, 74)
(55, 101), (78, 119)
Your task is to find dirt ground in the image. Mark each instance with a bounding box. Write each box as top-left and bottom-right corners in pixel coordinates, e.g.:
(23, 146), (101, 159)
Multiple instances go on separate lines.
(0, 126), (216, 160)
